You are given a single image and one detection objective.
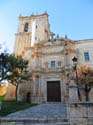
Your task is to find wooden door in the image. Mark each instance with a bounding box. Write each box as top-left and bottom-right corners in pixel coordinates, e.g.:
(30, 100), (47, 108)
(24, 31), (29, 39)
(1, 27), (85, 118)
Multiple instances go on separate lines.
(47, 81), (61, 102)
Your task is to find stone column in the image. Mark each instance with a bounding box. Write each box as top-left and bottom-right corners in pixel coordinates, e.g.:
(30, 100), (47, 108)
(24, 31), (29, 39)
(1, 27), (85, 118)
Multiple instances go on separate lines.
(60, 76), (67, 103)
(38, 76), (42, 103)
(31, 75), (37, 103)
(40, 76), (46, 103)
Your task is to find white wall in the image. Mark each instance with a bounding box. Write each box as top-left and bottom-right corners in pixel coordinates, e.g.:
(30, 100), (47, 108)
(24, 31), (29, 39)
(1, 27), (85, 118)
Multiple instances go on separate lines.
(75, 41), (93, 68)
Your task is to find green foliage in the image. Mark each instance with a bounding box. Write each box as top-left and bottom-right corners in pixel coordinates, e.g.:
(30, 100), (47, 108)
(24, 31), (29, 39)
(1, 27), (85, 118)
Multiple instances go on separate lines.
(80, 74), (93, 86)
(0, 100), (36, 116)
(7, 55), (29, 86)
(0, 52), (29, 84)
(0, 51), (31, 100)
(78, 67), (93, 101)
(0, 52), (9, 81)
(0, 95), (5, 101)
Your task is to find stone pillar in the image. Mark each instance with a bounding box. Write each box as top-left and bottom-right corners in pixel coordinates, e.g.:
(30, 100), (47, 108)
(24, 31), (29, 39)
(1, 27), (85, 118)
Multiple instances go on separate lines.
(38, 76), (42, 103)
(40, 76), (47, 103)
(31, 76), (36, 103)
(60, 76), (67, 103)
(69, 80), (79, 102)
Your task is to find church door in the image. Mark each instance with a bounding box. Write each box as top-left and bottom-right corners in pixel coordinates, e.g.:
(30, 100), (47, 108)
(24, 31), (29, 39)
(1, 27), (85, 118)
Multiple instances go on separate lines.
(47, 81), (61, 102)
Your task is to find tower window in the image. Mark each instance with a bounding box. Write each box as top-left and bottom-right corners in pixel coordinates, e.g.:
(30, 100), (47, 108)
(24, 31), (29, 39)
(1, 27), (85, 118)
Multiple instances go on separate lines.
(51, 61), (55, 68)
(24, 23), (28, 32)
(84, 52), (90, 61)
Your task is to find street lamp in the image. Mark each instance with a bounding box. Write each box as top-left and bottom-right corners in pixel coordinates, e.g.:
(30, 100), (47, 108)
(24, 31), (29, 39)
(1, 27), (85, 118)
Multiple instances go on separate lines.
(72, 56), (81, 101)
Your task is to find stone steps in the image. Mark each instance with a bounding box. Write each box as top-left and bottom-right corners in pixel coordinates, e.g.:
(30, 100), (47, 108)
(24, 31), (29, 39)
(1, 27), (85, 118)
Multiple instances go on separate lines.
(28, 123), (69, 125)
(0, 118), (69, 125)
(0, 104), (69, 125)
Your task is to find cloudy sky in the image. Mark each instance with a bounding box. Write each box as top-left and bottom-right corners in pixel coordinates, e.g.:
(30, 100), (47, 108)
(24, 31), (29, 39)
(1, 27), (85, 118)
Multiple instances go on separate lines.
(0, 0), (93, 52)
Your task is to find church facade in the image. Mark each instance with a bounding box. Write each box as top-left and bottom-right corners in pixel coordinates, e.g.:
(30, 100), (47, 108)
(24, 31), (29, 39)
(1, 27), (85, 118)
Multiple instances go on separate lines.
(14, 13), (93, 103)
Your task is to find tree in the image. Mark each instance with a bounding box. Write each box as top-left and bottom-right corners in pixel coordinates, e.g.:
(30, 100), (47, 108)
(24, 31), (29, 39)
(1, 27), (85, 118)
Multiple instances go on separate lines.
(0, 52), (9, 82)
(0, 51), (30, 101)
(78, 65), (93, 101)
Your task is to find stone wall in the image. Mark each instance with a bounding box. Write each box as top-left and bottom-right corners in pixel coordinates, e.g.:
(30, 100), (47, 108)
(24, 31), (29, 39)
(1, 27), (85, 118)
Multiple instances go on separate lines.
(68, 80), (93, 102)
(5, 83), (16, 100)
(67, 102), (93, 125)
(17, 81), (32, 102)
(75, 40), (93, 68)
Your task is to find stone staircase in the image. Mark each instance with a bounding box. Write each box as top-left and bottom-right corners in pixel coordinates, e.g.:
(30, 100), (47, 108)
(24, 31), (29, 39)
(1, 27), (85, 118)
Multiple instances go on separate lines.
(0, 118), (69, 125)
(1, 103), (93, 124)
(0, 104), (69, 125)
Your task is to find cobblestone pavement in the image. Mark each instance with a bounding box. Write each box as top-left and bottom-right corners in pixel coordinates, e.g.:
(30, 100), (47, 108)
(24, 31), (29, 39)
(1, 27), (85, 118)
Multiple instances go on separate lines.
(7, 104), (67, 119)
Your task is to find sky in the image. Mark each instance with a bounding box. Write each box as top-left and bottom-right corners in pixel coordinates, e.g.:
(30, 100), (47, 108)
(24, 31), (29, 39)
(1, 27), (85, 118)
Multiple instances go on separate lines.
(0, 0), (93, 52)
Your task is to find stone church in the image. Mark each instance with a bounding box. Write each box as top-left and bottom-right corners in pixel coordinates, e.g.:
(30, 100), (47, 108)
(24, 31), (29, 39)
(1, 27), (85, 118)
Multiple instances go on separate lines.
(13, 12), (93, 103)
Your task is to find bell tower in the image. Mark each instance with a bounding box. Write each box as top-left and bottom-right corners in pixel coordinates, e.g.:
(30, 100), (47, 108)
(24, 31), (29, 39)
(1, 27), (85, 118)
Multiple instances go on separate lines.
(14, 13), (51, 56)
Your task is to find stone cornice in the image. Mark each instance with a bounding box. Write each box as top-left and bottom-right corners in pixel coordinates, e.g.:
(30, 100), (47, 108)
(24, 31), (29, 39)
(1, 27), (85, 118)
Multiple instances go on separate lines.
(32, 42), (74, 50)
(15, 32), (31, 35)
(74, 39), (93, 44)
(18, 13), (48, 20)
(31, 48), (76, 58)
(32, 67), (65, 75)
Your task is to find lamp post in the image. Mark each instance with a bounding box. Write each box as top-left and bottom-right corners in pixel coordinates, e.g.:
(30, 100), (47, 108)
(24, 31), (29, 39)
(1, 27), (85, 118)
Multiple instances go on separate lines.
(72, 56), (81, 101)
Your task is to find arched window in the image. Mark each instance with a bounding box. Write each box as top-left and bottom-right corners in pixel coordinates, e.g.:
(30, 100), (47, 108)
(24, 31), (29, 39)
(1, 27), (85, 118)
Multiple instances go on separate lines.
(24, 23), (28, 32)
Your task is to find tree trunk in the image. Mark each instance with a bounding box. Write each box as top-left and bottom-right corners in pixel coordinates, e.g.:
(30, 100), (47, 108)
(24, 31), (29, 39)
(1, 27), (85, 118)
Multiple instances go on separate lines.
(84, 84), (91, 101)
(15, 84), (19, 101)
(85, 91), (89, 101)
(77, 87), (81, 101)
(76, 67), (82, 101)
